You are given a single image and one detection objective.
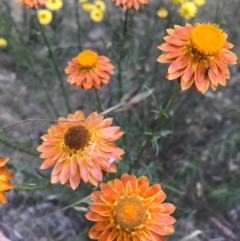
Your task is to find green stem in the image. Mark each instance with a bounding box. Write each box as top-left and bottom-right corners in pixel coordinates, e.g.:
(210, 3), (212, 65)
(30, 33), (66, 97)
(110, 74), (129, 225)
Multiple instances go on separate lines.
(14, 182), (51, 191)
(74, 0), (82, 51)
(117, 10), (129, 100)
(123, 10), (129, 45)
(94, 89), (103, 112)
(36, 15), (71, 113)
(0, 138), (39, 157)
(131, 84), (181, 170)
(3, 2), (59, 117)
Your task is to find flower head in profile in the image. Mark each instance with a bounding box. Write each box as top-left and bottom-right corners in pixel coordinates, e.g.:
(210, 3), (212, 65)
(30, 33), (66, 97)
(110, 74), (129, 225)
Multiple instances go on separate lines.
(37, 111), (124, 190)
(37, 9), (53, 25)
(86, 173), (176, 241)
(0, 38), (7, 48)
(16, 0), (46, 8)
(179, 2), (197, 19)
(65, 50), (114, 89)
(45, 0), (63, 11)
(0, 157), (14, 204)
(157, 23), (238, 94)
(112, 0), (149, 10)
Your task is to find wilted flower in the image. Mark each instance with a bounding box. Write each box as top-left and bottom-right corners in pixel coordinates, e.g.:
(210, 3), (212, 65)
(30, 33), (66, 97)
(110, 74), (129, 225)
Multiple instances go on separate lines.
(157, 23), (238, 93)
(37, 111), (124, 189)
(86, 173), (176, 241)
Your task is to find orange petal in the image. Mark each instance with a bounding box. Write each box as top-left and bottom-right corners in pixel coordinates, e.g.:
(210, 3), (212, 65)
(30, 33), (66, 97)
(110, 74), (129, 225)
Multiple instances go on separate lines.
(148, 222), (167, 235)
(59, 160), (71, 184)
(107, 228), (118, 241)
(91, 191), (102, 203)
(152, 214), (176, 225)
(85, 211), (106, 221)
(144, 184), (162, 198)
(0, 157), (9, 167)
(69, 166), (81, 190)
(90, 203), (111, 213)
(89, 224), (101, 239)
(0, 192), (7, 204)
(163, 224), (175, 235)
(100, 183), (116, 197)
(160, 203), (176, 214)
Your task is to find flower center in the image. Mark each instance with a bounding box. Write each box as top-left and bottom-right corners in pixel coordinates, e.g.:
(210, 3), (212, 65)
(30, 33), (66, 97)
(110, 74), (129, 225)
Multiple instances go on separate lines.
(114, 197), (145, 230)
(190, 23), (226, 56)
(64, 126), (90, 150)
(77, 50), (98, 68)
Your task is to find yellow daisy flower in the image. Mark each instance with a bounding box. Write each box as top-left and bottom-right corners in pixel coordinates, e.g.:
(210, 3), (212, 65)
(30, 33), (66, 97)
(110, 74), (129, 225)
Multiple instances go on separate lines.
(45, 0), (63, 11)
(157, 7), (168, 18)
(82, 3), (94, 11)
(0, 38), (7, 48)
(171, 0), (183, 4)
(90, 7), (104, 22)
(179, 2), (197, 19)
(94, 0), (106, 12)
(37, 9), (53, 25)
(194, 0), (205, 6)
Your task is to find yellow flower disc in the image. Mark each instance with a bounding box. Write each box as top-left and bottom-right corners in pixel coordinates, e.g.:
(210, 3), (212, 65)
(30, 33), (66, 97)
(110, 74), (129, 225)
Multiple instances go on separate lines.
(179, 2), (197, 20)
(190, 23), (226, 56)
(114, 197), (145, 230)
(77, 50), (98, 68)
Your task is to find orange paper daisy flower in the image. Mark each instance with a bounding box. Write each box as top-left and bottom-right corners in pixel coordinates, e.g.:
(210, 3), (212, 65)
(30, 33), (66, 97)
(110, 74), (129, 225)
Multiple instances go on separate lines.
(112, 0), (149, 10)
(37, 111), (124, 190)
(0, 157), (14, 204)
(65, 50), (114, 90)
(85, 173), (176, 241)
(16, 0), (46, 8)
(158, 23), (237, 94)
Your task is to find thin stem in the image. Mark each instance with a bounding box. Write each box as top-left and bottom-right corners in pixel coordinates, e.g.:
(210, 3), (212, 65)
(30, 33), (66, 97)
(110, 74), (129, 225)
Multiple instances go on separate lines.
(94, 89), (103, 112)
(14, 182), (51, 191)
(74, 0), (82, 51)
(0, 138), (39, 157)
(117, 59), (123, 100)
(130, 84), (181, 171)
(123, 9), (129, 45)
(117, 10), (129, 100)
(3, 1), (59, 117)
(36, 16), (71, 113)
